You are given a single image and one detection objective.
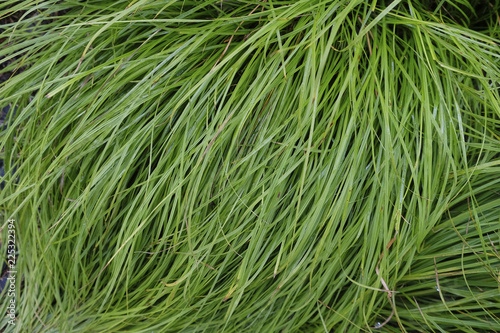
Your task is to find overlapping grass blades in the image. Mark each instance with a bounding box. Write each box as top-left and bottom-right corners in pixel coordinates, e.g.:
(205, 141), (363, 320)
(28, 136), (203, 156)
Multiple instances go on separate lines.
(1, 0), (499, 332)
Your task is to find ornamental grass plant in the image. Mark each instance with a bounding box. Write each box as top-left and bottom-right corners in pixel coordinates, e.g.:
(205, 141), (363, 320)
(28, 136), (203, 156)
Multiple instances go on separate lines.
(0, 0), (499, 332)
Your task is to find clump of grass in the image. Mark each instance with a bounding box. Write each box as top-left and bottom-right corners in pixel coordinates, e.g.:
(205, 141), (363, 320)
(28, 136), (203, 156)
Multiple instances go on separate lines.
(0, 0), (499, 332)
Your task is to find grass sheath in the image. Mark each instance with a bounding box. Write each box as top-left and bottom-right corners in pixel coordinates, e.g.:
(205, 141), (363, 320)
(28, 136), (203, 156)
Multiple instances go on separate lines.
(0, 1), (499, 332)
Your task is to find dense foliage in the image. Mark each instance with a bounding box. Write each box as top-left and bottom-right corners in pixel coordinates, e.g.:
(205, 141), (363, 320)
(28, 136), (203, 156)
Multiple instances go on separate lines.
(1, 0), (499, 332)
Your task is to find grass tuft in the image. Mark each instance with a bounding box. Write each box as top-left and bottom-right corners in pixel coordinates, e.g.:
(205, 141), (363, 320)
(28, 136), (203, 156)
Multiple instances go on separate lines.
(1, 1), (499, 332)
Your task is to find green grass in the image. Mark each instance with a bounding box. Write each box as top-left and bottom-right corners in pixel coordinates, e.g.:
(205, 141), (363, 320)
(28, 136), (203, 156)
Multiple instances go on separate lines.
(0, 0), (499, 332)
